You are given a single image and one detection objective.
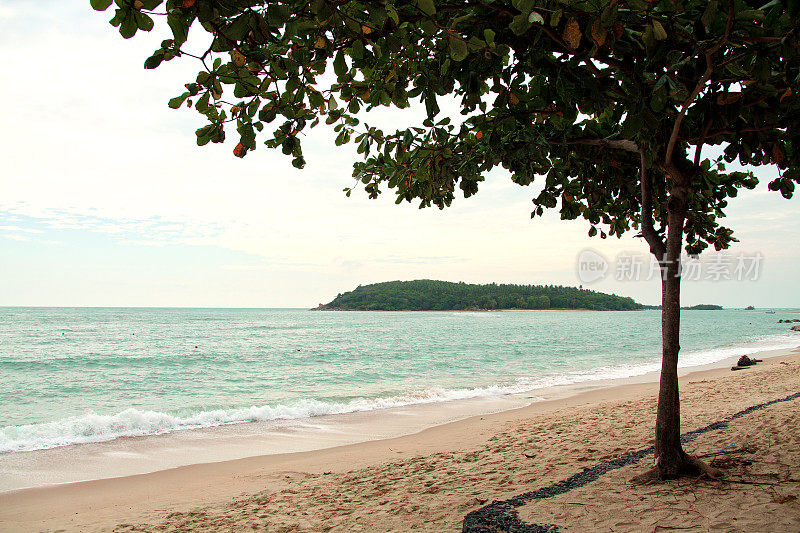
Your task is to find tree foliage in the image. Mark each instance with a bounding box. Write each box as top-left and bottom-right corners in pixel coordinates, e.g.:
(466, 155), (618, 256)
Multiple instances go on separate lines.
(317, 279), (642, 310)
(93, 0), (798, 255)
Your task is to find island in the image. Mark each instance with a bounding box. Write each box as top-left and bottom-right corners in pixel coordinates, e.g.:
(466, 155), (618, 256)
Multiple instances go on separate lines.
(312, 280), (642, 311)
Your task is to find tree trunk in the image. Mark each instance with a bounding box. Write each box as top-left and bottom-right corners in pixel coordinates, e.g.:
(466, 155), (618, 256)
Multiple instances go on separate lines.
(654, 207), (687, 475)
(653, 185), (692, 478)
(633, 161), (720, 482)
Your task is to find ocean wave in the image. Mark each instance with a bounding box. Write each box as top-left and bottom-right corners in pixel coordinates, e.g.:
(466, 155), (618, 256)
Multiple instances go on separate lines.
(678, 333), (799, 368)
(0, 384), (531, 453)
(2, 334), (795, 454)
(512, 333), (799, 391)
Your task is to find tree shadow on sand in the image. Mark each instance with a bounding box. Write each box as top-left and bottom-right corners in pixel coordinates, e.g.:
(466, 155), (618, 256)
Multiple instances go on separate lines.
(462, 392), (800, 533)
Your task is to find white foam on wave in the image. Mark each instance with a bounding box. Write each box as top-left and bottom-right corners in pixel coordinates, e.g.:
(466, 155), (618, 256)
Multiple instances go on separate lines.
(512, 333), (800, 393)
(2, 333), (796, 454)
(0, 383), (531, 453)
(678, 333), (799, 368)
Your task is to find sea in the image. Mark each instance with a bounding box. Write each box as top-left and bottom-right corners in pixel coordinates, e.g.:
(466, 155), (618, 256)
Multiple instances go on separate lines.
(1, 307), (798, 457)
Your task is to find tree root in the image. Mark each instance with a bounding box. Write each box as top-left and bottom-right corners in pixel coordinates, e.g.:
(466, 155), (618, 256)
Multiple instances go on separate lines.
(631, 454), (722, 484)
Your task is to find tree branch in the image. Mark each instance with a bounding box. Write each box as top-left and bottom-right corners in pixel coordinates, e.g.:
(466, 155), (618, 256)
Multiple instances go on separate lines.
(693, 118), (712, 167)
(686, 124), (779, 142)
(664, 4), (734, 166)
(640, 153), (666, 259)
(563, 138), (641, 153)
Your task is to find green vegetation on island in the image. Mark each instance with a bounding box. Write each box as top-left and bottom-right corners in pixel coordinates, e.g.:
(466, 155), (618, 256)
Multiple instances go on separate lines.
(314, 280), (641, 311)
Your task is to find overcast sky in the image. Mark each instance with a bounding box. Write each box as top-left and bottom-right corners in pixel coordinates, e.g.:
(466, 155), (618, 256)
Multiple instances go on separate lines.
(0, 2), (797, 308)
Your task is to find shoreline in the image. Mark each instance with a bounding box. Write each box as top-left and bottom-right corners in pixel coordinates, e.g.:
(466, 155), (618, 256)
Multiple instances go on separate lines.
(1, 340), (796, 494)
(1, 345), (798, 531)
(0, 343), (797, 493)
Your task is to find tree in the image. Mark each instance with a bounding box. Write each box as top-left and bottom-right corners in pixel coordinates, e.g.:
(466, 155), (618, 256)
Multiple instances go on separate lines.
(92, 0), (799, 479)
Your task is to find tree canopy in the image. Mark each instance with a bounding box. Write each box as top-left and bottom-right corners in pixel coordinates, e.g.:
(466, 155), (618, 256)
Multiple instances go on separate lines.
(315, 279), (642, 310)
(92, 0), (798, 255)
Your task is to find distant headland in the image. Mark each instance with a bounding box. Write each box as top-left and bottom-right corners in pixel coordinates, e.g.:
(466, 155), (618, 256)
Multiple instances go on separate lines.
(641, 304), (724, 310)
(312, 280), (642, 311)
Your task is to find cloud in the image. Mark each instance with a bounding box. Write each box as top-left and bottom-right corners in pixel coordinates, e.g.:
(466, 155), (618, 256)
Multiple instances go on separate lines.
(2, 233), (30, 242)
(0, 225), (43, 234)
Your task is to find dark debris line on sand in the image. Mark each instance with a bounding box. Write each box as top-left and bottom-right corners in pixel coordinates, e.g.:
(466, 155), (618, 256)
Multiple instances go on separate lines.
(462, 391), (800, 533)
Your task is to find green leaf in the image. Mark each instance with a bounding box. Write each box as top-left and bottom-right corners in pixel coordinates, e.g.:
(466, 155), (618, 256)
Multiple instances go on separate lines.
(701, 1), (718, 29)
(386, 4), (399, 25)
(195, 91), (210, 112)
(619, 113), (642, 139)
(509, 14), (531, 36)
(238, 121), (256, 149)
(601, 3), (618, 27)
(642, 25), (655, 48)
(424, 91), (439, 117)
(120, 14), (138, 39)
(351, 40), (365, 59)
(135, 12), (154, 32)
(259, 105), (277, 122)
(144, 53), (164, 69)
(417, 0), (436, 16)
(333, 51), (347, 77)
(90, 0), (112, 11)
(196, 125), (214, 146)
(448, 33), (468, 62)
(167, 13), (189, 44)
(282, 136), (297, 155)
(512, 0), (535, 14)
(650, 88), (668, 112)
(550, 9), (562, 27)
(651, 20), (667, 40)
(109, 8), (124, 26)
(420, 18), (437, 35)
(168, 94), (187, 109)
(225, 14), (251, 41)
(267, 3), (290, 25)
(484, 29), (495, 45)
(736, 9), (765, 21)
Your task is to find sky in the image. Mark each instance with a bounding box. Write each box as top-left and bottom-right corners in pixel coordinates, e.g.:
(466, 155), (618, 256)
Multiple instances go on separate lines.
(0, 2), (797, 308)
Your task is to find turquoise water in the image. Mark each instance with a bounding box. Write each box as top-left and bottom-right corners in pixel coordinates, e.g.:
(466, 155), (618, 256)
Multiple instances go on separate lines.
(0, 307), (797, 453)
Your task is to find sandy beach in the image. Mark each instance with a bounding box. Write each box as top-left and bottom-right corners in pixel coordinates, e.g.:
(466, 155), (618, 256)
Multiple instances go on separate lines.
(1, 347), (799, 532)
